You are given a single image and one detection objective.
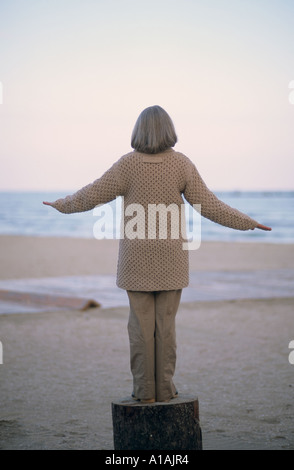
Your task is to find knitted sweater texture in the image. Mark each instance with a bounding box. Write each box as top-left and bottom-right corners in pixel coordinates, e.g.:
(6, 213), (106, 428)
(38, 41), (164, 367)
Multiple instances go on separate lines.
(51, 149), (258, 291)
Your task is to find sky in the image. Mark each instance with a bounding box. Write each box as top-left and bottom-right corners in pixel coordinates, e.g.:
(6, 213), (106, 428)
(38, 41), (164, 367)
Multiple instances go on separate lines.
(0, 0), (293, 191)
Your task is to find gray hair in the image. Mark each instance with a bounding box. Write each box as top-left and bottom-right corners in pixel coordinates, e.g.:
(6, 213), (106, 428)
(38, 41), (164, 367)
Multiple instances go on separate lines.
(131, 105), (177, 154)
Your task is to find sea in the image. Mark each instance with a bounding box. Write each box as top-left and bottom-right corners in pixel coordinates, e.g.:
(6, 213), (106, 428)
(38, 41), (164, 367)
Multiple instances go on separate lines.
(0, 190), (293, 312)
(0, 190), (293, 243)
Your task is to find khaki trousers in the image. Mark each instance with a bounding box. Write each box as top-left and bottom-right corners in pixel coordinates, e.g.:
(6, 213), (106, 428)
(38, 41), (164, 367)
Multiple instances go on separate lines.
(127, 289), (182, 402)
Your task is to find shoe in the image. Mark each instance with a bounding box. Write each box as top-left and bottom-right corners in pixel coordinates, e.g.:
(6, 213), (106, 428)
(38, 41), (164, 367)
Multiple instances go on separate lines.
(160, 391), (179, 403)
(140, 398), (156, 404)
(131, 393), (155, 404)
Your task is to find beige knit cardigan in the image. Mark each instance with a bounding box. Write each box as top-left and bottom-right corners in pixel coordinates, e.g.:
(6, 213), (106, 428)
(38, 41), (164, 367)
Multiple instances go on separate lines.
(51, 149), (258, 291)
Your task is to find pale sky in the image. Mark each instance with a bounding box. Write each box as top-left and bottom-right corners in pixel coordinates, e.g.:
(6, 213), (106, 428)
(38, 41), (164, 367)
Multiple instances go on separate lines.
(0, 0), (293, 191)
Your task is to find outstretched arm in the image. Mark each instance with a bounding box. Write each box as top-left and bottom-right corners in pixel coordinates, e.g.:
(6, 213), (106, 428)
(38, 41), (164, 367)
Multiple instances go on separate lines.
(43, 160), (126, 214)
(184, 163), (272, 231)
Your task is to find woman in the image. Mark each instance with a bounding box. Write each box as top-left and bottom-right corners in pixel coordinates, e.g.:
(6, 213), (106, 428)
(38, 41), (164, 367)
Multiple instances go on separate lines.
(44, 105), (271, 403)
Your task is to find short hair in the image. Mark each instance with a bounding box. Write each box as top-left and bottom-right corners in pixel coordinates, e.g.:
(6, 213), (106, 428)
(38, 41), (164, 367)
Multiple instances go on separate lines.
(131, 105), (178, 154)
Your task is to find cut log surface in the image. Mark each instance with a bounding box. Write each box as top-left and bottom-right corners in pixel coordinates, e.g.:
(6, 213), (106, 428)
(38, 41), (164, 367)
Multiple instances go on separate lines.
(112, 394), (202, 450)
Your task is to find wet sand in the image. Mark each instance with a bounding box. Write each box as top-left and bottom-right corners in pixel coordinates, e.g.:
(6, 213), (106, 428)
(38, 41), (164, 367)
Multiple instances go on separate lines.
(0, 236), (293, 449)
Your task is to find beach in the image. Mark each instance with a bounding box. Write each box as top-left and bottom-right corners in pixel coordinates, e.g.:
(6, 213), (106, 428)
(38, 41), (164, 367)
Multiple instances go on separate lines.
(0, 236), (293, 450)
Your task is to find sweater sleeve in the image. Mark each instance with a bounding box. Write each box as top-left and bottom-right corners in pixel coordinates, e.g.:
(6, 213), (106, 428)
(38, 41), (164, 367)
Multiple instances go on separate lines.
(51, 160), (126, 214)
(183, 162), (259, 231)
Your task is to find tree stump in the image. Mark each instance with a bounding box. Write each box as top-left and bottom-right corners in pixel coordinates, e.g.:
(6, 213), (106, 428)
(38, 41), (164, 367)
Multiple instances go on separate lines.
(111, 394), (202, 450)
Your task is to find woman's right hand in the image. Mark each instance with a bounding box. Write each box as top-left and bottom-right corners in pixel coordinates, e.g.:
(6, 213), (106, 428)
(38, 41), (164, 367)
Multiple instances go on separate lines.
(256, 223), (272, 231)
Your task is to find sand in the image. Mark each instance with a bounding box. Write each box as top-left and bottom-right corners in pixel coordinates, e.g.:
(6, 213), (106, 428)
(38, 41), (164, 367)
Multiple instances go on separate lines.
(0, 236), (293, 450)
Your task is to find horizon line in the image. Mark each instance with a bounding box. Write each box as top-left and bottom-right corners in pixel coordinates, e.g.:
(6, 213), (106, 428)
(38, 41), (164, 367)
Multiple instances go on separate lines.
(0, 188), (293, 194)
